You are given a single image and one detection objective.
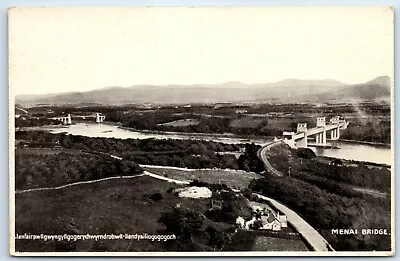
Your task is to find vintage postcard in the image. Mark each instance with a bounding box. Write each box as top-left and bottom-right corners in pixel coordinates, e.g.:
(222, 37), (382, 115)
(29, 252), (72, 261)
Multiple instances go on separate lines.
(9, 7), (394, 256)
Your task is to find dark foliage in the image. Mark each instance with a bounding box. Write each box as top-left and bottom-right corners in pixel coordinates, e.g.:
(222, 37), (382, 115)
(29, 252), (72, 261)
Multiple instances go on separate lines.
(15, 151), (142, 190)
(149, 193), (163, 201)
(15, 118), (61, 127)
(158, 207), (206, 251)
(238, 143), (265, 173)
(295, 148), (316, 159)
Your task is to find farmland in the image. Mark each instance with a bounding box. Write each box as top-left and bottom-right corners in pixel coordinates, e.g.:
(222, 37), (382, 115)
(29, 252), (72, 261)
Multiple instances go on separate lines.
(141, 166), (263, 190)
(15, 176), (187, 252)
(252, 236), (309, 251)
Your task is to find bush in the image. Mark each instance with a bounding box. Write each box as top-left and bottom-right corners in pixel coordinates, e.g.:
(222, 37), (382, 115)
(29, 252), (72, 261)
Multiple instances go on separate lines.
(206, 226), (231, 250)
(159, 207), (204, 245)
(242, 188), (253, 199)
(295, 148), (316, 159)
(149, 193), (163, 201)
(15, 151), (142, 190)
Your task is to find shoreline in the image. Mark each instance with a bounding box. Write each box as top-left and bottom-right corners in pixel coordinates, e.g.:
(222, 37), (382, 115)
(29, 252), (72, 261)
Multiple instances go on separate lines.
(319, 155), (391, 169)
(338, 139), (390, 148)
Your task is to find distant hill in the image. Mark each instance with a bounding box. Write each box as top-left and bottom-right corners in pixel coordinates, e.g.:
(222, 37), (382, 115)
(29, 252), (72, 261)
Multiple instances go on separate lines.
(15, 76), (390, 106)
(269, 78), (345, 88)
(294, 76), (391, 102)
(365, 76), (391, 88)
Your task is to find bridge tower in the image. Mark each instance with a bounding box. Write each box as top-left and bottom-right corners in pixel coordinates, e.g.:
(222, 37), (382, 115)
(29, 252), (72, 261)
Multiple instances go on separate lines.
(316, 117), (326, 127)
(67, 114), (72, 125)
(329, 116), (341, 140)
(297, 123), (307, 133)
(96, 113), (105, 123)
(316, 117), (327, 145)
(96, 113), (100, 123)
(330, 116), (340, 124)
(296, 123), (308, 147)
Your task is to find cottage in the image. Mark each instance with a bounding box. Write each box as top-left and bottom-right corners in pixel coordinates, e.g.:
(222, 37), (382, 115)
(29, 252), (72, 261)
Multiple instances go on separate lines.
(259, 213), (282, 231)
(251, 205), (264, 213)
(271, 219), (281, 231)
(245, 217), (256, 230)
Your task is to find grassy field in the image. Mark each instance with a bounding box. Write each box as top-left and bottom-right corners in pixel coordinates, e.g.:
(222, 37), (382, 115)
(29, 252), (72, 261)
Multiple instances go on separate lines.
(142, 166), (263, 190)
(252, 236), (309, 251)
(223, 230), (309, 252)
(15, 176), (209, 252)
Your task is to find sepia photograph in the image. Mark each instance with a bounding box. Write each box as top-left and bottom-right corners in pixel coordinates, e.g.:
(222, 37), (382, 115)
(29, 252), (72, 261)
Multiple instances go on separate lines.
(8, 7), (394, 256)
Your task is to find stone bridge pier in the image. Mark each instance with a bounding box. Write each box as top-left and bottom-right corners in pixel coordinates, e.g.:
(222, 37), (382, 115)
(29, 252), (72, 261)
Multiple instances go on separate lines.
(96, 113), (106, 123)
(53, 114), (72, 125)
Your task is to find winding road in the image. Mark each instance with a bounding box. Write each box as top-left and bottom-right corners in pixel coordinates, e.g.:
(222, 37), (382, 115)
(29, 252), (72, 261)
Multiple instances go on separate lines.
(257, 139), (284, 177)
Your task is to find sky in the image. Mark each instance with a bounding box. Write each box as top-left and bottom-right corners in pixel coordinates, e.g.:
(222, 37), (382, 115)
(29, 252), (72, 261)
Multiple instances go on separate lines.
(9, 7), (394, 95)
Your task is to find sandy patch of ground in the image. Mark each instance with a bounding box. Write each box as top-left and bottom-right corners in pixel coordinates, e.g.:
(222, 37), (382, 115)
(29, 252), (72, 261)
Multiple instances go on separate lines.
(174, 186), (212, 199)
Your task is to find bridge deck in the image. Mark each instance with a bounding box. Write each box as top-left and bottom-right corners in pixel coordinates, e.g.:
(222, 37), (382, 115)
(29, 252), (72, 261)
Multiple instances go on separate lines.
(293, 122), (347, 140)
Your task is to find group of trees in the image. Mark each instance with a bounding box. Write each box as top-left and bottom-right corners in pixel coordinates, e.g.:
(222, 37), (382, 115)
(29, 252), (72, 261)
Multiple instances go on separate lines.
(267, 144), (391, 193)
(341, 120), (391, 144)
(158, 206), (235, 251)
(15, 151), (142, 190)
(296, 159), (391, 193)
(15, 118), (61, 128)
(237, 143), (265, 173)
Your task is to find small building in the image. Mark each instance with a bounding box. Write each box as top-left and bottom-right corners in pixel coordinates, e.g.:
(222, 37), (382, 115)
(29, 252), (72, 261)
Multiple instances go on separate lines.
(245, 217), (256, 230)
(260, 214), (281, 231)
(251, 205), (264, 213)
(277, 213), (288, 228)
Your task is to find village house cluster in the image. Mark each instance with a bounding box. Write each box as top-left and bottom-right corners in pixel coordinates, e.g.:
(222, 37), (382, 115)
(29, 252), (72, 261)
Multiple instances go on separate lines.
(236, 205), (287, 231)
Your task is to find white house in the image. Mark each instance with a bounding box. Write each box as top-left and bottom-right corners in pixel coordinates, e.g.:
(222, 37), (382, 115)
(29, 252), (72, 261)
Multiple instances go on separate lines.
(277, 213), (288, 228)
(245, 217), (256, 230)
(260, 214), (282, 231)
